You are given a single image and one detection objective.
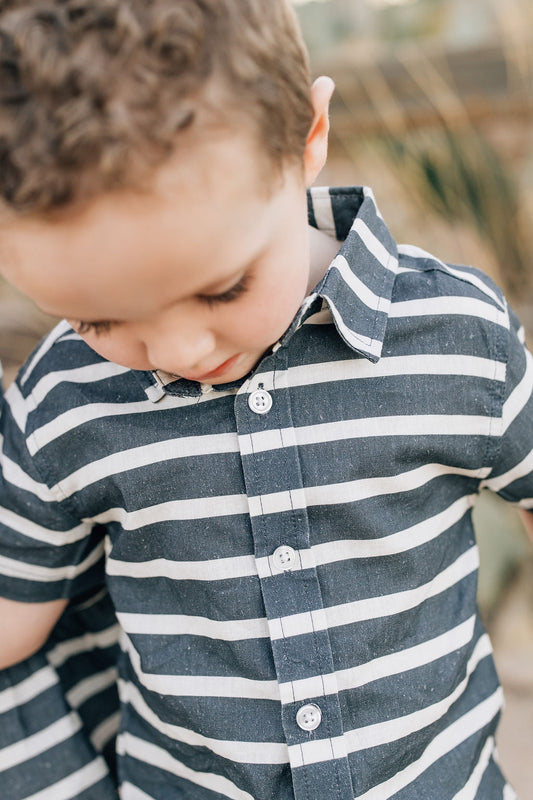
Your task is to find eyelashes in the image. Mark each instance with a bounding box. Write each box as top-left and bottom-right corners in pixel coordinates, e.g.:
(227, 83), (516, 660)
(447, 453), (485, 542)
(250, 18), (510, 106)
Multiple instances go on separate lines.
(199, 273), (250, 308)
(75, 320), (114, 336)
(74, 273), (252, 335)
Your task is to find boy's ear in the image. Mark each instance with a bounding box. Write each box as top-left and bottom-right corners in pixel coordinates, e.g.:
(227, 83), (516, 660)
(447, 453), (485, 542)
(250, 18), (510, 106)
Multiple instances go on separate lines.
(304, 76), (335, 187)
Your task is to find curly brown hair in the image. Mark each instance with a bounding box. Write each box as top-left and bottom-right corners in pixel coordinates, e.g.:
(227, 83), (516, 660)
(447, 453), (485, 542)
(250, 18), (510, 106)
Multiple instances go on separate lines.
(0, 0), (314, 213)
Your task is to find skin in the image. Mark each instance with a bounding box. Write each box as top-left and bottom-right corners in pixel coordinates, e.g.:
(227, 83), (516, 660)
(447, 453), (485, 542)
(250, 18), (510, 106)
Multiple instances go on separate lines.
(520, 510), (533, 543)
(0, 78), (336, 386)
(0, 77), (338, 668)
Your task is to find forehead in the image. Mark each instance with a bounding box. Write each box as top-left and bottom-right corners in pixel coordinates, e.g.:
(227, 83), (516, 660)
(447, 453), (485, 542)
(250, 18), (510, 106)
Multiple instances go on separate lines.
(0, 131), (301, 320)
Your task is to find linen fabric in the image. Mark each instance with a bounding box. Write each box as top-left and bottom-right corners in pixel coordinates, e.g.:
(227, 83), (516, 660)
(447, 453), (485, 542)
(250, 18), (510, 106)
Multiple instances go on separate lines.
(1, 186), (530, 800)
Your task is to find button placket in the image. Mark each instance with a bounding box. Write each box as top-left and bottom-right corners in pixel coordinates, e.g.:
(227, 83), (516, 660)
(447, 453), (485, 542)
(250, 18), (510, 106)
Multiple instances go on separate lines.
(235, 356), (355, 799)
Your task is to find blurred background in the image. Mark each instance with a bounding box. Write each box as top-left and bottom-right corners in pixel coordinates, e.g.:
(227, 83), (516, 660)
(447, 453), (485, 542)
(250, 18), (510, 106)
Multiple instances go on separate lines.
(0, 0), (532, 794)
(292, 0), (533, 795)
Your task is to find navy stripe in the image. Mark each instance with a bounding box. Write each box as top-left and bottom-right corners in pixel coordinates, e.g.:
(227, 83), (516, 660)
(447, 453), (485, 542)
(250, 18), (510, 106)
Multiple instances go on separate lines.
(0, 186), (525, 800)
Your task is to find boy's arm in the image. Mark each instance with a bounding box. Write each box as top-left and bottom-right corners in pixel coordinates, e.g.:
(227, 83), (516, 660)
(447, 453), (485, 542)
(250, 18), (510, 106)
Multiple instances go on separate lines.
(0, 379), (105, 663)
(485, 306), (533, 520)
(0, 595), (67, 669)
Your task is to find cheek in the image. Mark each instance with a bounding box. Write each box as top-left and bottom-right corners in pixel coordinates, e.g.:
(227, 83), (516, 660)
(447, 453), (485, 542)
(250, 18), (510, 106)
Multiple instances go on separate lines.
(74, 329), (148, 370)
(230, 273), (306, 346)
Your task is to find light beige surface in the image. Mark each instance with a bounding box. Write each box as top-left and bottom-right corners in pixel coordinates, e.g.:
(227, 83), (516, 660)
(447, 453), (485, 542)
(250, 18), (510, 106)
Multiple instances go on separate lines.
(491, 561), (533, 800)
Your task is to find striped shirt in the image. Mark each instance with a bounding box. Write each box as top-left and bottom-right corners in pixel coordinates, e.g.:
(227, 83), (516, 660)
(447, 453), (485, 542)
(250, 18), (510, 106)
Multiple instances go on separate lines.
(1, 185), (531, 799)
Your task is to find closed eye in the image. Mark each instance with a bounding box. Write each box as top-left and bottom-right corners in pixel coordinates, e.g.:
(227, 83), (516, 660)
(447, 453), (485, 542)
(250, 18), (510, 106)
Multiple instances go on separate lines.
(74, 272), (252, 332)
(198, 273), (251, 308)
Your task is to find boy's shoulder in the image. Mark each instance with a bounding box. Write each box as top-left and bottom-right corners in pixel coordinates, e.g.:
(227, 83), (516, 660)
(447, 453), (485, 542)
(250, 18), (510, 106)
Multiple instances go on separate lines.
(7, 321), (146, 437)
(394, 243), (506, 313)
(385, 242), (515, 352)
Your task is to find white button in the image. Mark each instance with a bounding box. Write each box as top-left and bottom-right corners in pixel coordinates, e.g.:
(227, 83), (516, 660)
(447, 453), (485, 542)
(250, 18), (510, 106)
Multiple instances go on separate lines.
(248, 389), (273, 415)
(296, 703), (322, 731)
(272, 545), (296, 571)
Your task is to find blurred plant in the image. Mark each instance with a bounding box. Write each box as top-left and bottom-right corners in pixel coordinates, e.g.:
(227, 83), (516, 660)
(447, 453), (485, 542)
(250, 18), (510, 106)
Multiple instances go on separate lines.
(332, 34), (533, 300)
(380, 125), (529, 296)
(0, 299), (54, 386)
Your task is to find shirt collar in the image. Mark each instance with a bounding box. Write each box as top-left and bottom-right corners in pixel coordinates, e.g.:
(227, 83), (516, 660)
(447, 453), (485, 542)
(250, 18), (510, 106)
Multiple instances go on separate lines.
(304, 185), (398, 362)
(138, 186), (398, 402)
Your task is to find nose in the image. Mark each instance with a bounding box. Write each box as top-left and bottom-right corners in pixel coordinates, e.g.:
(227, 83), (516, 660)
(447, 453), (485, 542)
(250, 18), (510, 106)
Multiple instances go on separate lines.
(143, 326), (216, 375)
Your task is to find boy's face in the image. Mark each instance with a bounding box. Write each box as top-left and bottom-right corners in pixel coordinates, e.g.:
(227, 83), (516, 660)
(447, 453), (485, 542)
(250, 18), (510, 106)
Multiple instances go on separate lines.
(0, 131), (315, 385)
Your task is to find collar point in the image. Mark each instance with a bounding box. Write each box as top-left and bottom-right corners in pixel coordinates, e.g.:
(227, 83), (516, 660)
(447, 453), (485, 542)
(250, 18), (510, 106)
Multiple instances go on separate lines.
(145, 383), (166, 403)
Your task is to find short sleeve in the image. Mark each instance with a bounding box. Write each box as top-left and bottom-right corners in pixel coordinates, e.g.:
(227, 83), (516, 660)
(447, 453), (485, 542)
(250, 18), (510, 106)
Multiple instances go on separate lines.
(0, 381), (106, 603)
(483, 305), (533, 505)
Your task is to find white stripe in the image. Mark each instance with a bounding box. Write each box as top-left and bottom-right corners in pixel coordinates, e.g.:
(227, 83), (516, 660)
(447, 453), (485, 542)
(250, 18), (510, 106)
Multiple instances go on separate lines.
(501, 345), (533, 434)
(518, 497), (533, 509)
(29, 361), (130, 407)
(352, 217), (398, 273)
(121, 783), (157, 800)
(0, 540), (104, 582)
(117, 611), (269, 641)
(270, 547), (478, 641)
(397, 245), (504, 308)
(310, 495), (474, 562)
(120, 679), (289, 765)
(0, 503), (90, 546)
(0, 711), (82, 771)
(121, 633), (280, 701)
(91, 711), (121, 753)
(22, 759), (109, 800)
(118, 732), (255, 800)
(256, 353), (504, 394)
(241, 414), (492, 457)
(108, 551), (257, 581)
(19, 320), (72, 386)
(288, 734), (347, 768)
(0, 664), (59, 713)
(482, 447), (533, 493)
(363, 186), (384, 219)
(344, 634), (491, 754)
(503, 784), (518, 800)
(354, 688), (503, 800)
(56, 331), (84, 343)
(66, 666), (118, 708)
(92, 493), (248, 529)
(0, 447), (53, 501)
(27, 353), (504, 455)
(28, 386), (237, 455)
(4, 381), (28, 432)
(330, 254), (392, 313)
(47, 623), (121, 667)
(28, 398), (181, 455)
(53, 432), (239, 499)
(279, 614), (476, 704)
(451, 736), (494, 799)
(248, 463), (489, 518)
(389, 296), (508, 328)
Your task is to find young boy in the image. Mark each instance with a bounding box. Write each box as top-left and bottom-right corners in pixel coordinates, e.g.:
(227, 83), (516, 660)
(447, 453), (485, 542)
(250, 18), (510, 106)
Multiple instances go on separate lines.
(0, 1), (532, 798)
